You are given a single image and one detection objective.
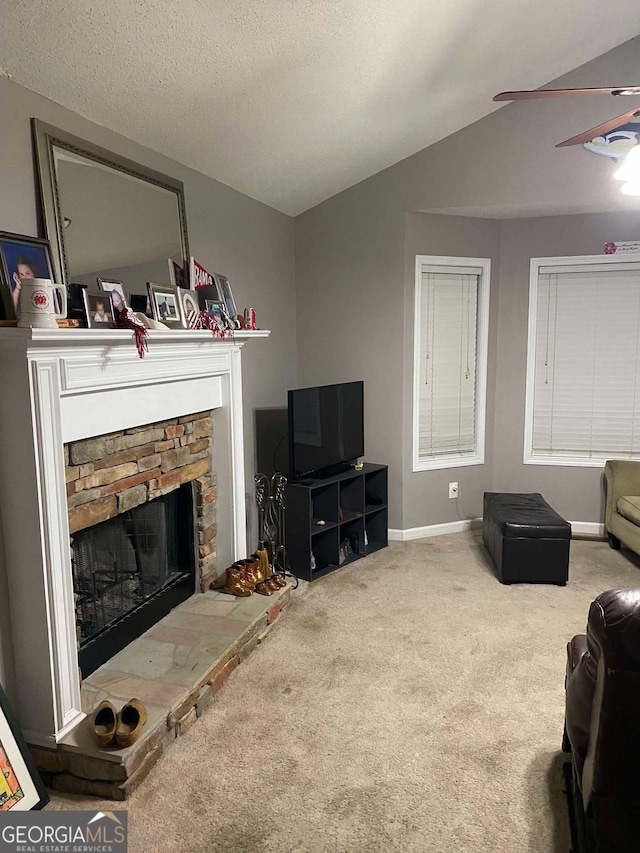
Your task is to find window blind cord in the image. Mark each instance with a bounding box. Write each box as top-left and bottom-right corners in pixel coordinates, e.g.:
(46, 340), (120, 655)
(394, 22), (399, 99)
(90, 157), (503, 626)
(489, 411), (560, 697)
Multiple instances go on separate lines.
(631, 288), (640, 453)
(428, 276), (435, 454)
(587, 274), (601, 456)
(544, 275), (551, 385)
(465, 275), (472, 380)
(457, 280), (464, 446)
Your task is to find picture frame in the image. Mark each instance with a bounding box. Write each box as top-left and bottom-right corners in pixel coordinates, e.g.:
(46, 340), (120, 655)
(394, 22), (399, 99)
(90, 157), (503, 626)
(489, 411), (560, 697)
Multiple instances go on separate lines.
(214, 273), (238, 319)
(168, 259), (186, 289)
(83, 290), (117, 329)
(0, 232), (55, 321)
(147, 281), (186, 328)
(179, 288), (200, 320)
(97, 278), (127, 313)
(195, 283), (222, 311)
(129, 294), (150, 315)
(205, 299), (230, 329)
(0, 684), (49, 810)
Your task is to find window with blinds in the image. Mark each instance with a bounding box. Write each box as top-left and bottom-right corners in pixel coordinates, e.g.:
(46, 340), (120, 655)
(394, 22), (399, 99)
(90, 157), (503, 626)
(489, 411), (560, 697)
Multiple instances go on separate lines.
(413, 256), (490, 471)
(525, 255), (640, 466)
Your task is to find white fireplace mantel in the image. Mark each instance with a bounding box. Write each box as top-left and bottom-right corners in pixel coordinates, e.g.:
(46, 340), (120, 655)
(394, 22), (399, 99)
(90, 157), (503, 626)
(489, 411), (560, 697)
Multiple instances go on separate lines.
(0, 328), (268, 747)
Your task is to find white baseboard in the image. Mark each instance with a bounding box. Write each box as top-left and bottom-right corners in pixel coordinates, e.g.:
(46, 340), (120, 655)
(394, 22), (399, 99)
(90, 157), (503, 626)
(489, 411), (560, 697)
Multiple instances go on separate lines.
(389, 518), (605, 542)
(569, 521), (605, 538)
(388, 518), (481, 542)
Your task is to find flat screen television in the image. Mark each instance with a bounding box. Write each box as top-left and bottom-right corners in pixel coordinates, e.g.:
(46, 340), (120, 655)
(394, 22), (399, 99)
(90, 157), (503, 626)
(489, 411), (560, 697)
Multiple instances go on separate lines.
(288, 381), (364, 481)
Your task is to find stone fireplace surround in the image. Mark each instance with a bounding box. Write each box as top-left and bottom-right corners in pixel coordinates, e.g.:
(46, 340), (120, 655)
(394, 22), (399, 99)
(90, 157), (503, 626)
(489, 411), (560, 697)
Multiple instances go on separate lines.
(0, 327), (268, 749)
(66, 410), (216, 585)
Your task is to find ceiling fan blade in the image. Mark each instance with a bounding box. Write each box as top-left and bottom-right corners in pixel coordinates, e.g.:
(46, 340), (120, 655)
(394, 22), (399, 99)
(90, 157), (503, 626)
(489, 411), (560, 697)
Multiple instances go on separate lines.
(555, 109), (640, 147)
(493, 87), (640, 102)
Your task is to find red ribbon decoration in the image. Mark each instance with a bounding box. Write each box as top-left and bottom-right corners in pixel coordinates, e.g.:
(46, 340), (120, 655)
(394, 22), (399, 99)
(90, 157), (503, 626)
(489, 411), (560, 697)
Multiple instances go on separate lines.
(187, 310), (235, 339)
(115, 306), (148, 358)
(113, 305), (232, 360)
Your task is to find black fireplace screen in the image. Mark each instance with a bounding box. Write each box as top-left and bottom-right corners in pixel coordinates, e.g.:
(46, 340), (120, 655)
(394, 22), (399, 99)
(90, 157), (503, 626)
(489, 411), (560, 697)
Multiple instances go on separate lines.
(72, 485), (194, 676)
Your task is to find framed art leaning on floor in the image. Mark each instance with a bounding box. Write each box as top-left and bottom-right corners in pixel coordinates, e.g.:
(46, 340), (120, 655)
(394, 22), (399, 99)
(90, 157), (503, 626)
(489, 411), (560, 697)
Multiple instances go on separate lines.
(0, 685), (49, 810)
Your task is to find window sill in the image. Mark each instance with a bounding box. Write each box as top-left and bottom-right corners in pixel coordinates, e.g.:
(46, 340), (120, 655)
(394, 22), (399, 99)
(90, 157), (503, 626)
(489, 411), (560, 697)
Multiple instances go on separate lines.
(524, 455), (608, 468)
(413, 454), (484, 472)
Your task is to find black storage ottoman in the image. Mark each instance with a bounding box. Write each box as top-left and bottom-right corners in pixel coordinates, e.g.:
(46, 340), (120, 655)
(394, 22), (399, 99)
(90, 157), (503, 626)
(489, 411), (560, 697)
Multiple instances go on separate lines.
(482, 492), (571, 585)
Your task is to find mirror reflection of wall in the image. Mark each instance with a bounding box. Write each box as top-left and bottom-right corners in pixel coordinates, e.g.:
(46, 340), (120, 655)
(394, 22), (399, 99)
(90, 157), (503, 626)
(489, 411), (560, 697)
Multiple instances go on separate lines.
(32, 121), (189, 301)
(70, 259), (172, 294)
(53, 149), (183, 297)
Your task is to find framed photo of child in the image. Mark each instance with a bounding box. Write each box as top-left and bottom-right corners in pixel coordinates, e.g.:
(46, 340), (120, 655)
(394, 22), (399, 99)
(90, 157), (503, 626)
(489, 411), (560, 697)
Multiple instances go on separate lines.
(83, 290), (117, 328)
(0, 232), (55, 321)
(205, 300), (231, 329)
(179, 289), (199, 321)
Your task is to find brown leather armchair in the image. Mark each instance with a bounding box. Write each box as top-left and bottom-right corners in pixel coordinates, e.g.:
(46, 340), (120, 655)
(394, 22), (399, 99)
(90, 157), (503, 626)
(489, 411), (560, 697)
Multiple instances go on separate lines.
(564, 588), (640, 852)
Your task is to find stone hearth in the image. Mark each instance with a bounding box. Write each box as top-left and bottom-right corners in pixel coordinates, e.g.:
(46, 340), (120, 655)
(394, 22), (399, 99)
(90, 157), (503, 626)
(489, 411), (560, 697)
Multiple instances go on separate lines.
(31, 583), (291, 799)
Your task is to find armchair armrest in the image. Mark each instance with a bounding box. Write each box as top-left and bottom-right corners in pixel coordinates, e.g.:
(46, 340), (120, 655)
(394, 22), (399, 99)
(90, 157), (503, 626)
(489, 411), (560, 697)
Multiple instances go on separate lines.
(604, 460), (640, 533)
(567, 634), (588, 679)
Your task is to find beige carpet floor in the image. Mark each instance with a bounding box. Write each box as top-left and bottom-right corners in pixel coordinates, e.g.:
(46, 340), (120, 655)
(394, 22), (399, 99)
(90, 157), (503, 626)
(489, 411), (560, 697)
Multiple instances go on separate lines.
(48, 532), (640, 852)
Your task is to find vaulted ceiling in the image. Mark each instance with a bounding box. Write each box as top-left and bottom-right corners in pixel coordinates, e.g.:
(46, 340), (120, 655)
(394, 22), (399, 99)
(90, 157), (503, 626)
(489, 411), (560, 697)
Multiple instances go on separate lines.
(2, 1), (640, 215)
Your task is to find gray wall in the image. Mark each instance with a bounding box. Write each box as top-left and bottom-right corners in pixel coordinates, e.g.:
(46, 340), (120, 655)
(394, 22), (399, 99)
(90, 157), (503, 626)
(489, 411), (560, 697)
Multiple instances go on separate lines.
(398, 36), (640, 220)
(402, 213), (502, 529)
(493, 210), (640, 524)
(295, 36), (640, 531)
(294, 182), (406, 524)
(0, 77), (296, 701)
(404, 209), (640, 530)
(71, 258), (172, 295)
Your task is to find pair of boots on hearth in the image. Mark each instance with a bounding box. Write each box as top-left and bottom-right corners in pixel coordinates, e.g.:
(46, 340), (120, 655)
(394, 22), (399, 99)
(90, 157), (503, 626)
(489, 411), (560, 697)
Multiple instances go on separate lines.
(220, 551), (286, 597)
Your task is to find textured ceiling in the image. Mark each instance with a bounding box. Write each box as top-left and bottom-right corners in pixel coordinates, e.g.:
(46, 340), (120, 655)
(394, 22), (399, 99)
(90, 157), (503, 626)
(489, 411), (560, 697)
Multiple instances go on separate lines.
(2, 1), (640, 215)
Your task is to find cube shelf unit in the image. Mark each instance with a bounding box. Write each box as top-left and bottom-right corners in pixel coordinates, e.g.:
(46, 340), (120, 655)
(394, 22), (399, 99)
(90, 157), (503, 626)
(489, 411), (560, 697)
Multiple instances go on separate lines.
(285, 463), (388, 581)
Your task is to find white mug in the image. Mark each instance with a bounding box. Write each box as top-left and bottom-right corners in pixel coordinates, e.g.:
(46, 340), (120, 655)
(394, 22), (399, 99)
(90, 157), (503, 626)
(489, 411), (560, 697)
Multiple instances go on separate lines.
(17, 278), (68, 329)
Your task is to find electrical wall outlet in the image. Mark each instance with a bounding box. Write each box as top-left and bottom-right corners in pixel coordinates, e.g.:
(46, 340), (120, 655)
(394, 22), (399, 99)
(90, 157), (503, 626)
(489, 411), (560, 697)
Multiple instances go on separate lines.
(449, 482), (459, 500)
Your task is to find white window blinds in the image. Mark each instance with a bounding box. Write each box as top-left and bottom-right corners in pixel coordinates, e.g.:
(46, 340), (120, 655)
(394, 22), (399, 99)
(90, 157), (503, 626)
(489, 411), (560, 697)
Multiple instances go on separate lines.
(414, 262), (485, 466)
(530, 261), (640, 462)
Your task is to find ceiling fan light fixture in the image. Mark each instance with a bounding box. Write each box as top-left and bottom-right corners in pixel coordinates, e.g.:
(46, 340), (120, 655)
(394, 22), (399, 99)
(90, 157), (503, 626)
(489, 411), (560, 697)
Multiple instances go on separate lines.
(613, 145), (640, 181)
(621, 179), (640, 196)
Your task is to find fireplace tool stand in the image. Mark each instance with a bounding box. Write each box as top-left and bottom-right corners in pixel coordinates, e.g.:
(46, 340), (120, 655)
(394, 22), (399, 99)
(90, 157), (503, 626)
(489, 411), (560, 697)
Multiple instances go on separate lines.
(254, 473), (297, 588)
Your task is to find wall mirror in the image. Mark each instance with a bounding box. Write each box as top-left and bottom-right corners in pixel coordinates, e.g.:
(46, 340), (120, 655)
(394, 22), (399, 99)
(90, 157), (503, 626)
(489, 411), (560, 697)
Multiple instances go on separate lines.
(32, 119), (189, 297)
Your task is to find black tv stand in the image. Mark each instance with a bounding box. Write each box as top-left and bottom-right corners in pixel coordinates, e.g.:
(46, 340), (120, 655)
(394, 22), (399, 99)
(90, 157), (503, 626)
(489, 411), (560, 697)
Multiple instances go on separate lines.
(297, 461), (353, 481)
(285, 463), (388, 582)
